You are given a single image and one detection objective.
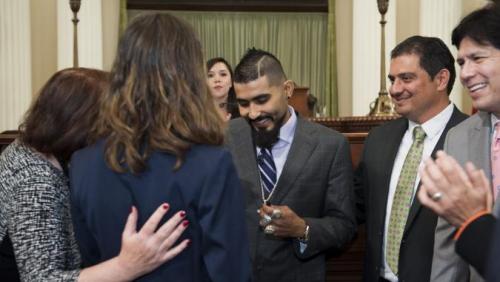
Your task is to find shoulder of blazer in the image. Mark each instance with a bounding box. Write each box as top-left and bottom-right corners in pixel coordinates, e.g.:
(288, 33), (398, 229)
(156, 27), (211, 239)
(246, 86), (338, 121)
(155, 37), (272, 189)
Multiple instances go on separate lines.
(447, 111), (488, 137)
(228, 117), (249, 134)
(366, 117), (407, 141)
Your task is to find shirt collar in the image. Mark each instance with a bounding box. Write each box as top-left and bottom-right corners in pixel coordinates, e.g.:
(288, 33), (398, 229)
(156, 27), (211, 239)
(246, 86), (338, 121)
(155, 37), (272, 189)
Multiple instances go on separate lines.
(277, 106), (297, 146)
(408, 103), (454, 140)
(491, 113), (500, 128)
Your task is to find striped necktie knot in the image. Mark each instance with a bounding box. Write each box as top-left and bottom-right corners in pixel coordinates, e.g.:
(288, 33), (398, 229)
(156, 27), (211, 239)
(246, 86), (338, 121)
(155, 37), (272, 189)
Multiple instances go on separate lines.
(258, 148), (277, 198)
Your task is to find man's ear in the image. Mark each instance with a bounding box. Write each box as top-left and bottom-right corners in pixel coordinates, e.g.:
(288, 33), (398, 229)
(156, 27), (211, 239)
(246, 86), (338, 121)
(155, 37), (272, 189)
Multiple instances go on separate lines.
(435, 69), (450, 92)
(283, 80), (295, 99)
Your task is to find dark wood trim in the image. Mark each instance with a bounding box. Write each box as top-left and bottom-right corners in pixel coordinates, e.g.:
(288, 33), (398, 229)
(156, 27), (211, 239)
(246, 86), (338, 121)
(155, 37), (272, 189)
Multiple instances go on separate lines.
(0, 132), (18, 152)
(127, 1), (328, 13)
(312, 116), (399, 133)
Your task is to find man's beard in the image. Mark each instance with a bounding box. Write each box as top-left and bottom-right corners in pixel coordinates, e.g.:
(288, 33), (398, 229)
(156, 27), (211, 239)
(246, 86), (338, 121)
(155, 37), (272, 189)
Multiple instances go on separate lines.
(249, 113), (285, 149)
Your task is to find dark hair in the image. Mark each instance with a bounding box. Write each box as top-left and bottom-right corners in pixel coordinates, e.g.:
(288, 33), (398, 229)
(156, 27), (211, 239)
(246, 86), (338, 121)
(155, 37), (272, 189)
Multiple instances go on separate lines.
(19, 68), (108, 163)
(207, 57), (232, 75)
(206, 57), (240, 118)
(95, 13), (224, 173)
(234, 48), (286, 86)
(391, 36), (456, 94)
(452, 3), (500, 50)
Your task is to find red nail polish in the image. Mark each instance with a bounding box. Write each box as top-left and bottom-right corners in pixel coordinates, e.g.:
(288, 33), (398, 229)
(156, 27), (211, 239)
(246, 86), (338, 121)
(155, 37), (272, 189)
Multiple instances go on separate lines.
(162, 203), (169, 210)
(130, 206), (134, 213)
(180, 211), (186, 218)
(186, 239), (191, 246)
(182, 220), (189, 227)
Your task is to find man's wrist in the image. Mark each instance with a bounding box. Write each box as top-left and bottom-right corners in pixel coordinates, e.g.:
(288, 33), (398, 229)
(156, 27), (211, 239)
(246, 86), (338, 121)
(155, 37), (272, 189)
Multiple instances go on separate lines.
(298, 224), (310, 243)
(453, 210), (490, 240)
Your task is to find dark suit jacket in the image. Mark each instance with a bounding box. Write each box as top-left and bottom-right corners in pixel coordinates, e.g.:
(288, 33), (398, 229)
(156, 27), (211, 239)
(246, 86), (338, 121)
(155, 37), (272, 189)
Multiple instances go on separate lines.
(226, 117), (356, 282)
(455, 214), (496, 278)
(70, 140), (251, 282)
(355, 106), (467, 282)
(432, 111), (495, 282)
(486, 217), (500, 282)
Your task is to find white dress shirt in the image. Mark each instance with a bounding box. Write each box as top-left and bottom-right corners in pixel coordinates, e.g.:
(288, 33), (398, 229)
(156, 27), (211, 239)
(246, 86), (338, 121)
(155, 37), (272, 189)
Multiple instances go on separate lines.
(381, 103), (454, 281)
(256, 106), (297, 182)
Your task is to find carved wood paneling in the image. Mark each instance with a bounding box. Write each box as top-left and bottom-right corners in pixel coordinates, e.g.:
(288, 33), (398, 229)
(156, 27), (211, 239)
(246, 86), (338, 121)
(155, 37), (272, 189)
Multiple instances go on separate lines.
(313, 116), (398, 134)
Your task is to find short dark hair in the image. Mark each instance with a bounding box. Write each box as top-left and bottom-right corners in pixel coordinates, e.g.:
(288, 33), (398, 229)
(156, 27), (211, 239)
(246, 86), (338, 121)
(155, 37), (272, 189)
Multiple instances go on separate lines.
(206, 57), (240, 118)
(452, 3), (500, 50)
(19, 68), (109, 162)
(233, 48), (286, 86)
(391, 35), (456, 94)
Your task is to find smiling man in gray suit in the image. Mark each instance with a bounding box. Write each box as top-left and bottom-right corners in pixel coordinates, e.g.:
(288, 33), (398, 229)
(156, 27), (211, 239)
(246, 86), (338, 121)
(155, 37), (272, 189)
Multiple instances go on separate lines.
(226, 48), (356, 282)
(429, 4), (500, 282)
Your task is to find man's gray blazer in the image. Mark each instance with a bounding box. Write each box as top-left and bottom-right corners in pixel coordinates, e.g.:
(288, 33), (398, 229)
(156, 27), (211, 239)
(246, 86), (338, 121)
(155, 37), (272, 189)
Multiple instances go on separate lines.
(226, 117), (356, 282)
(431, 111), (498, 282)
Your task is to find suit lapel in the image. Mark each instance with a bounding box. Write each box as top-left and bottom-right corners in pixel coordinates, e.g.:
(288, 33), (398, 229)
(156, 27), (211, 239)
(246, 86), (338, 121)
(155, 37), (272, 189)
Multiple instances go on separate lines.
(230, 120), (262, 204)
(404, 107), (467, 234)
(469, 112), (500, 214)
(374, 119), (408, 225)
(270, 118), (317, 204)
(469, 111), (492, 179)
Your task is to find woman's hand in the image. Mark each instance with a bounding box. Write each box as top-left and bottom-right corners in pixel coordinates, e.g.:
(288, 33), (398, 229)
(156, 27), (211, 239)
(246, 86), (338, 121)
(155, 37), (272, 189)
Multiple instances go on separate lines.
(117, 204), (189, 278)
(78, 204), (189, 282)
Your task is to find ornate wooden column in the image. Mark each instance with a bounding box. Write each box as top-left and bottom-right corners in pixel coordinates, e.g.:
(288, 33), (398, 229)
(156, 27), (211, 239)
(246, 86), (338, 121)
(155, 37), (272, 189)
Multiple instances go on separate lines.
(0, 0), (32, 132)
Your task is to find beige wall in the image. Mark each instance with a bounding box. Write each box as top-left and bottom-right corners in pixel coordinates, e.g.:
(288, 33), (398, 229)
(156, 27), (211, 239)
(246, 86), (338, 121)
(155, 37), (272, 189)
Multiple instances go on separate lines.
(29, 0), (118, 98)
(335, 0), (352, 116)
(396, 0), (420, 44)
(30, 0), (57, 97)
(101, 0), (120, 71)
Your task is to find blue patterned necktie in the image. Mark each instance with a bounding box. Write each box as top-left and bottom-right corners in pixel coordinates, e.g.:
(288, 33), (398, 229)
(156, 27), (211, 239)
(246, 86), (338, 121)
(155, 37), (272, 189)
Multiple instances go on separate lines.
(258, 148), (277, 199)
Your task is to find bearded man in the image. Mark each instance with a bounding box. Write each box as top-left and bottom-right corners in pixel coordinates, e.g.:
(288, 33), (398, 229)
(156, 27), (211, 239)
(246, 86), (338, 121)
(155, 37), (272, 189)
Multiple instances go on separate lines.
(226, 48), (356, 282)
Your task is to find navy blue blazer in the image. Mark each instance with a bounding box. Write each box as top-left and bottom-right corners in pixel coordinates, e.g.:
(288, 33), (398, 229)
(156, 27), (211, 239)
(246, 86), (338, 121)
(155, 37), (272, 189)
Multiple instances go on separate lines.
(70, 140), (251, 282)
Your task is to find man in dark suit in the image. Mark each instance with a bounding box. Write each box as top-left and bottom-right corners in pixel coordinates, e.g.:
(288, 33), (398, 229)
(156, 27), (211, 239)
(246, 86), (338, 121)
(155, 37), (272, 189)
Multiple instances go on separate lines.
(226, 48), (356, 282)
(355, 36), (468, 282)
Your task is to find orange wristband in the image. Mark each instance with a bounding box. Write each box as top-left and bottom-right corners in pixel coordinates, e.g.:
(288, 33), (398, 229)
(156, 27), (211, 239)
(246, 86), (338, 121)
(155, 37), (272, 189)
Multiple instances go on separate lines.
(453, 210), (490, 241)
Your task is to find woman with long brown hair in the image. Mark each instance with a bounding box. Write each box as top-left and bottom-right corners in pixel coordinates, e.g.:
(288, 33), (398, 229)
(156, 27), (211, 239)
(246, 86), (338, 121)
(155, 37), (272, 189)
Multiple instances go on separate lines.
(0, 68), (189, 281)
(70, 14), (250, 281)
